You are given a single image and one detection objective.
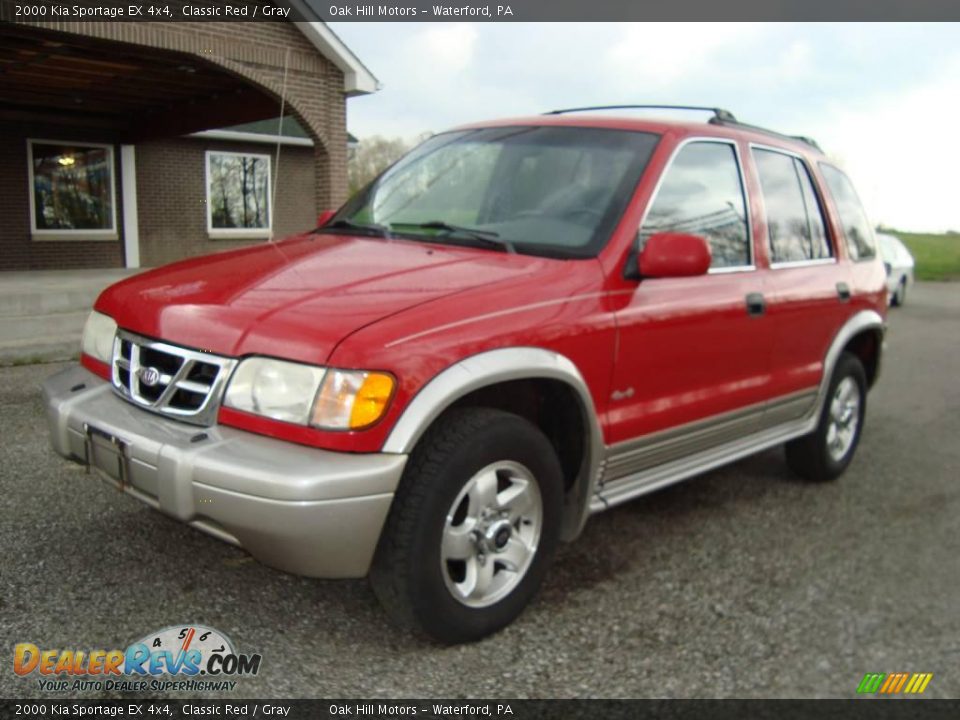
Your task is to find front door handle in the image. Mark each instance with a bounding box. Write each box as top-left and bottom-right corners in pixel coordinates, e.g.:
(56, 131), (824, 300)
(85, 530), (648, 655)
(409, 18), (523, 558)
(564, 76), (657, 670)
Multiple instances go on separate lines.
(745, 292), (766, 317)
(837, 282), (851, 302)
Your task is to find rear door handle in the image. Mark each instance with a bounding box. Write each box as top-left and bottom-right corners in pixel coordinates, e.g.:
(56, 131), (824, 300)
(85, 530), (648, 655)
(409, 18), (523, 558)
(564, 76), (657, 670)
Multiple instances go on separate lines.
(837, 282), (851, 302)
(745, 292), (766, 317)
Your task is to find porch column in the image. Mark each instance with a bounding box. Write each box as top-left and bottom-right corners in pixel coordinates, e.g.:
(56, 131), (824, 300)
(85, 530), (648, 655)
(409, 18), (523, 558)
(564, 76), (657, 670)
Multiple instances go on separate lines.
(120, 144), (140, 268)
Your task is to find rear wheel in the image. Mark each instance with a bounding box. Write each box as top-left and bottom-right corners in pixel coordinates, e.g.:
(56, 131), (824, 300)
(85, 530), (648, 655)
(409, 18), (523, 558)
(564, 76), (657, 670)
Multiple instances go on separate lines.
(892, 277), (907, 307)
(370, 407), (563, 643)
(785, 352), (867, 482)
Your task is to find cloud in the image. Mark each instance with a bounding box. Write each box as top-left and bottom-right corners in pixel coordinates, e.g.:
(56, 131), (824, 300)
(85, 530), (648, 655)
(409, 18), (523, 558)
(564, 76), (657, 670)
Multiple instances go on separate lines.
(807, 53), (960, 232)
(333, 22), (960, 232)
(416, 23), (478, 75)
(601, 23), (761, 89)
(776, 40), (813, 78)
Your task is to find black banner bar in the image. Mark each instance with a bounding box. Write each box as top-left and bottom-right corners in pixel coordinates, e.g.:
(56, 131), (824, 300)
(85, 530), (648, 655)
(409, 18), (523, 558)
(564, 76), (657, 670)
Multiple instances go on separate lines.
(3, 700), (960, 720)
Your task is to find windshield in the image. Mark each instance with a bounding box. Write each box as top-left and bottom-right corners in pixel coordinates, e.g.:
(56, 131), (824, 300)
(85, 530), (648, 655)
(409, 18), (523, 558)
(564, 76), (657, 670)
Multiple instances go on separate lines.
(328, 126), (660, 258)
(878, 235), (895, 259)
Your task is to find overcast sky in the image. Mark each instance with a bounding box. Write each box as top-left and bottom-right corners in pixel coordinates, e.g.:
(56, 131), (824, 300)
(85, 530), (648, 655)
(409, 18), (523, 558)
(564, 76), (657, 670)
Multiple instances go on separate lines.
(330, 22), (960, 233)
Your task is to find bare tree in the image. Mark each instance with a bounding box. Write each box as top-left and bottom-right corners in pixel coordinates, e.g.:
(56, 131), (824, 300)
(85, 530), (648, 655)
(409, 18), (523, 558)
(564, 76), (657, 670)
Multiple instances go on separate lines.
(348, 134), (432, 195)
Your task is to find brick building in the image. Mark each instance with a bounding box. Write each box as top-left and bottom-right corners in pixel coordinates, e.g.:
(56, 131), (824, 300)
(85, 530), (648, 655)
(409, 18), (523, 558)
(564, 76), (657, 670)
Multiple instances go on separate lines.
(0, 18), (378, 271)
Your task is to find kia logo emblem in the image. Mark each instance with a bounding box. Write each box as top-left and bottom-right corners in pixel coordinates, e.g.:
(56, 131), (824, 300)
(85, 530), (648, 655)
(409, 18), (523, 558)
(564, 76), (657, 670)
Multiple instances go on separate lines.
(138, 366), (161, 387)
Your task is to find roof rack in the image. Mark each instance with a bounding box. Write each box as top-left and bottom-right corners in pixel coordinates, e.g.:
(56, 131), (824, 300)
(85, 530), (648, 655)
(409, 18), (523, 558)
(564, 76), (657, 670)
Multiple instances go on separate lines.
(707, 116), (822, 151)
(789, 135), (823, 151)
(543, 104), (823, 152)
(544, 105), (738, 123)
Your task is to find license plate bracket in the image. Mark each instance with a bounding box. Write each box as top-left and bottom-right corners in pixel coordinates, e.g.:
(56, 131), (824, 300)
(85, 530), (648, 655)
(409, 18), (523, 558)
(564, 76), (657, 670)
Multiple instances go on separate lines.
(82, 423), (131, 490)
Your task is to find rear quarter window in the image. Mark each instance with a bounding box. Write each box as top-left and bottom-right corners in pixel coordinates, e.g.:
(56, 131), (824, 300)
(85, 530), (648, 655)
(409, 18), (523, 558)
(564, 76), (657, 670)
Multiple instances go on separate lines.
(819, 164), (877, 261)
(753, 149), (831, 264)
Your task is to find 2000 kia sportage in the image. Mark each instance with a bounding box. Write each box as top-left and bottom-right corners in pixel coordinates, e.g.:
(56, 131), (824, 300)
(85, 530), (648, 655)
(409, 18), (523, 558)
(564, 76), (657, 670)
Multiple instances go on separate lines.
(44, 106), (887, 643)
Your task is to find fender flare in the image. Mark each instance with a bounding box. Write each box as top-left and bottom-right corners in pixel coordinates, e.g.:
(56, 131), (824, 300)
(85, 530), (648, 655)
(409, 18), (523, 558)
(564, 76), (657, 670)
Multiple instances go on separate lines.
(382, 347), (604, 540)
(813, 309), (885, 419)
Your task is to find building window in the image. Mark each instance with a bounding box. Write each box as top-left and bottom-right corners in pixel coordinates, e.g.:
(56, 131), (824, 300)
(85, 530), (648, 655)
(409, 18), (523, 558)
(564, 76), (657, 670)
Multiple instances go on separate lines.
(28, 140), (117, 240)
(206, 151), (272, 237)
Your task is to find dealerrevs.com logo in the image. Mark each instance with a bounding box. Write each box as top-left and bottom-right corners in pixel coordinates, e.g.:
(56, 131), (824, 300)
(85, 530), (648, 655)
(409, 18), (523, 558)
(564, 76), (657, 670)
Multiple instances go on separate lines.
(14, 625), (262, 693)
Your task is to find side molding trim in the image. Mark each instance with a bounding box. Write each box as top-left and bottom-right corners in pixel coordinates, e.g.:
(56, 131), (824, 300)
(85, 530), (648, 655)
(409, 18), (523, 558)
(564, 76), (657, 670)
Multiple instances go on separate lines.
(590, 309), (885, 511)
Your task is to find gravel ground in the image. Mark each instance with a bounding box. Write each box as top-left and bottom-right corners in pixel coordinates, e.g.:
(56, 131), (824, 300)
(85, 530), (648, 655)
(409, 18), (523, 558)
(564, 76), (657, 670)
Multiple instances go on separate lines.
(1, 283), (958, 699)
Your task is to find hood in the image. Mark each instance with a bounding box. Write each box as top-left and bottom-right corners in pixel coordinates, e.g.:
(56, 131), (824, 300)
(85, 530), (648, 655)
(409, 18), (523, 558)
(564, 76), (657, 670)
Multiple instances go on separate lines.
(96, 233), (544, 365)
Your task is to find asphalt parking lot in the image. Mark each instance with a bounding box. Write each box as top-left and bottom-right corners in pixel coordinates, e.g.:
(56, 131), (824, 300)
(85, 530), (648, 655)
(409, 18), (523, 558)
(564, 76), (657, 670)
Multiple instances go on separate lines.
(2, 282), (958, 700)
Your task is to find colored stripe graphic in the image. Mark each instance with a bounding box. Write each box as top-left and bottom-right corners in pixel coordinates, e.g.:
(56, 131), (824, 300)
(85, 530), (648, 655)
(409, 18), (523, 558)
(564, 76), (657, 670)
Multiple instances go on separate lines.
(880, 673), (899, 693)
(858, 672), (933, 694)
(906, 673), (934, 694)
(857, 673), (885, 694)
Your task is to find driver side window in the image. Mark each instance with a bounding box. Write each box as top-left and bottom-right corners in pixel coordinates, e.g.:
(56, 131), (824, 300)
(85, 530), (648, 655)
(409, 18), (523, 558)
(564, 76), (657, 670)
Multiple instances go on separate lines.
(640, 141), (751, 269)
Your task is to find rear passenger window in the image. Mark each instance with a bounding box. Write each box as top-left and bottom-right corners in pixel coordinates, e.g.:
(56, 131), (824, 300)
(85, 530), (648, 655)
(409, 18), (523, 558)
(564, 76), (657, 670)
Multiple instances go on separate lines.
(753, 149), (831, 263)
(819, 164), (877, 261)
(640, 142), (750, 269)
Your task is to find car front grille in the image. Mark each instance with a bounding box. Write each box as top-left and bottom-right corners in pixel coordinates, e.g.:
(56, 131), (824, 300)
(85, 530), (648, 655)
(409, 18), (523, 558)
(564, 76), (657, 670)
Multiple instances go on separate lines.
(110, 331), (236, 426)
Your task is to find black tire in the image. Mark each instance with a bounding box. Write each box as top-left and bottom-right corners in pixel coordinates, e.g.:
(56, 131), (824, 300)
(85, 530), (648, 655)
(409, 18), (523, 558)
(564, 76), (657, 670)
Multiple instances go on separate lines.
(785, 351), (867, 482)
(370, 407), (563, 644)
(892, 278), (907, 307)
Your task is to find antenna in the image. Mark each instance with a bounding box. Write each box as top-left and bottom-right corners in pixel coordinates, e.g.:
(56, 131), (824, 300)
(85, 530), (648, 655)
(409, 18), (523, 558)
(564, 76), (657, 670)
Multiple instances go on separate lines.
(270, 47), (291, 243)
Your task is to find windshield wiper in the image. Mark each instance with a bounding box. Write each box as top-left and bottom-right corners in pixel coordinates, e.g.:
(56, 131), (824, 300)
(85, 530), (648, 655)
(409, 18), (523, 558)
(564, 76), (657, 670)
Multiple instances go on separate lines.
(391, 221), (516, 254)
(318, 219), (393, 238)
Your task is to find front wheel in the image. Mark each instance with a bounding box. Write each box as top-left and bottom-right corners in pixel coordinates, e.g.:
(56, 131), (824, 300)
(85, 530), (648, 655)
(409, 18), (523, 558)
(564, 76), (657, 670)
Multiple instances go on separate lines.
(370, 407), (563, 643)
(785, 351), (867, 482)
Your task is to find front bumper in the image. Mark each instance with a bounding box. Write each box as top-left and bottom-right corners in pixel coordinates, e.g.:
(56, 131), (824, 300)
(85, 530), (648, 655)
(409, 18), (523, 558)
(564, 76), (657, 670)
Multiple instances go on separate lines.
(43, 365), (407, 578)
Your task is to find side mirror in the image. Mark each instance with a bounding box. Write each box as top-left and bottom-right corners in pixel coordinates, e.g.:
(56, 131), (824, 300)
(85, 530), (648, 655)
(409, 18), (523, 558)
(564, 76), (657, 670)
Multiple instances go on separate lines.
(317, 209), (336, 227)
(633, 232), (712, 279)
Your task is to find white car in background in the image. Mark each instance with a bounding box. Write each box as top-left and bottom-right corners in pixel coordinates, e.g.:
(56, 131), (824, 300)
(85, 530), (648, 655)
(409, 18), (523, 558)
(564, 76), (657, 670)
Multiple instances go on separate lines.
(877, 232), (915, 307)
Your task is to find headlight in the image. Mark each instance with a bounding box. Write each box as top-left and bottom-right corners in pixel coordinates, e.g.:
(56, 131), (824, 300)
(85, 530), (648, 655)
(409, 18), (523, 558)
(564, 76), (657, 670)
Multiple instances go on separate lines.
(223, 358), (326, 425)
(223, 358), (395, 430)
(81, 311), (117, 363)
(311, 369), (396, 430)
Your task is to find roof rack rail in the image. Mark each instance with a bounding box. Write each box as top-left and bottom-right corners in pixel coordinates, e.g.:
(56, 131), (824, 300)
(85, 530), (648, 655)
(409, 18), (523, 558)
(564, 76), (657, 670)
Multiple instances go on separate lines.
(544, 105), (738, 123)
(543, 105), (823, 152)
(789, 135), (823, 151)
(708, 116), (822, 152)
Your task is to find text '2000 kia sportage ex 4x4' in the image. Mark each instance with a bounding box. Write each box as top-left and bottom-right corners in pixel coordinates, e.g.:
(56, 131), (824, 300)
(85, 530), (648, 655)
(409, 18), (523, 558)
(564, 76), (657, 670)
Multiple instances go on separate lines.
(44, 106), (887, 643)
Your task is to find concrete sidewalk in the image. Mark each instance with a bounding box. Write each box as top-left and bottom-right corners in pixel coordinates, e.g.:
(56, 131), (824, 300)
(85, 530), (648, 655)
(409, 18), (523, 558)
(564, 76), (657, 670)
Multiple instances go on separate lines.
(0, 268), (143, 364)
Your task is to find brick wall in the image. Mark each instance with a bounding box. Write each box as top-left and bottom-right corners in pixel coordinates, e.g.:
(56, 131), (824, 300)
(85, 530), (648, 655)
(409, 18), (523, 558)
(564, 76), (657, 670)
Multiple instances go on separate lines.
(0, 122), (124, 270)
(16, 20), (350, 210)
(136, 138), (316, 268)
(3, 20), (351, 270)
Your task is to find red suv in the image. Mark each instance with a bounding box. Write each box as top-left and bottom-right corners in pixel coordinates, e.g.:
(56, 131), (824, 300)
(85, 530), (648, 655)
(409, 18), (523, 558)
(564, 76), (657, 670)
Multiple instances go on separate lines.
(44, 106), (887, 643)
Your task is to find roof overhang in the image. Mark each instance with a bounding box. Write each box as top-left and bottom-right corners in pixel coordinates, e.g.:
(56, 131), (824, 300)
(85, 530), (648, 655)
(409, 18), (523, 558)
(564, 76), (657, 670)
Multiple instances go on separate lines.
(0, 24), (284, 141)
(291, 16), (380, 96)
(188, 129), (314, 146)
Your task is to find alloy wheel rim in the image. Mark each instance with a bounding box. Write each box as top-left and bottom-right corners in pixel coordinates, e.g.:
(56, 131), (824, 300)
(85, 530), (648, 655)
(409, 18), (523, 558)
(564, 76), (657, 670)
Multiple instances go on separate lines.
(826, 377), (861, 462)
(440, 460), (543, 608)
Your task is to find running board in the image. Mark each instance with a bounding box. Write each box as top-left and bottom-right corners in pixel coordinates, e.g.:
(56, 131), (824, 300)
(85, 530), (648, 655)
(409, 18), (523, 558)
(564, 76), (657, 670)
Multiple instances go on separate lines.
(589, 416), (817, 513)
